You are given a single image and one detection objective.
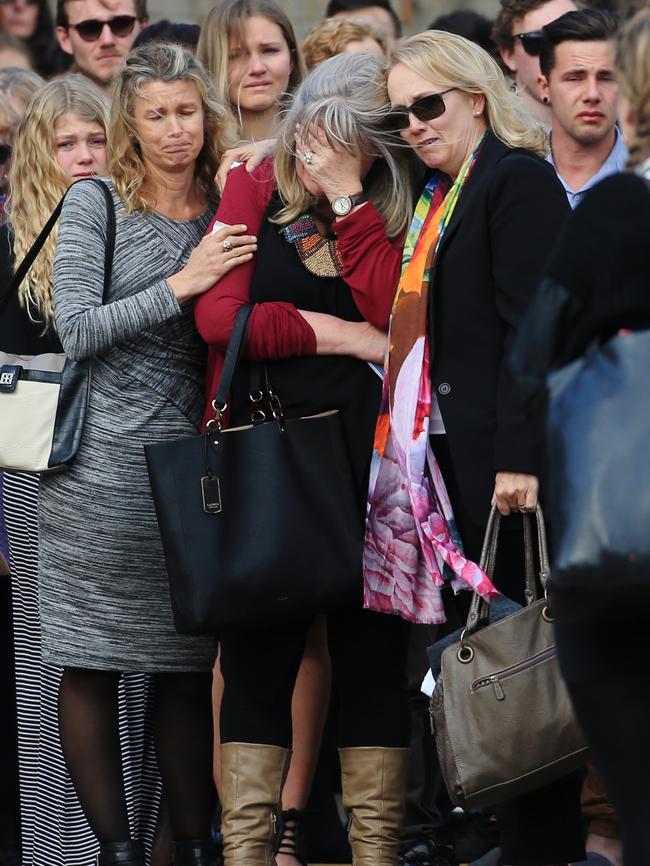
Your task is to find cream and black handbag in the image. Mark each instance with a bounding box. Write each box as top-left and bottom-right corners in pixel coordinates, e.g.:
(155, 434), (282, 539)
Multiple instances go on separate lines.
(0, 179), (115, 473)
(430, 504), (589, 809)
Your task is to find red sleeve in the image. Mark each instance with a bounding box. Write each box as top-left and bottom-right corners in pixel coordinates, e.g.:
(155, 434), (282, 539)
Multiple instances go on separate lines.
(332, 203), (404, 330)
(194, 158), (317, 359)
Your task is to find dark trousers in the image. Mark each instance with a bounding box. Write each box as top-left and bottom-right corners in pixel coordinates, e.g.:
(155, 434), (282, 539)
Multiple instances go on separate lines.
(556, 614), (650, 866)
(219, 607), (411, 749)
(431, 436), (585, 865)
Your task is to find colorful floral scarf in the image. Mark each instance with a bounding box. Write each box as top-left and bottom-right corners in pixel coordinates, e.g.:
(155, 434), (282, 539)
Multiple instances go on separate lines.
(363, 141), (498, 624)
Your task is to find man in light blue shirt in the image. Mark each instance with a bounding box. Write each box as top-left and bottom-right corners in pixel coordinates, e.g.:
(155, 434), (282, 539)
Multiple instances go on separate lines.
(539, 9), (627, 208)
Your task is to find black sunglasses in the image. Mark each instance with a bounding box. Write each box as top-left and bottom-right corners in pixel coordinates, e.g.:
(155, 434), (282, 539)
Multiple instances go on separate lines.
(0, 0), (38, 4)
(513, 30), (544, 56)
(0, 144), (11, 164)
(390, 89), (455, 131)
(69, 15), (137, 42)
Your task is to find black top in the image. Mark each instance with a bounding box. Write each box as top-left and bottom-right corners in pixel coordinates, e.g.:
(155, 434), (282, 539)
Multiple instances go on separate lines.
(511, 171), (650, 387)
(230, 197), (381, 506)
(0, 224), (62, 356)
(424, 132), (570, 534)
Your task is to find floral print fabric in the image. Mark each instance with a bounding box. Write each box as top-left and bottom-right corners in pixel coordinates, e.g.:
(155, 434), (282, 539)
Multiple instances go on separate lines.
(363, 141), (497, 624)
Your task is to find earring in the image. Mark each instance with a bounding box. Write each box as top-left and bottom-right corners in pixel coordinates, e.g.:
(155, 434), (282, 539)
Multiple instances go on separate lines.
(542, 96), (550, 104)
(474, 111), (480, 116)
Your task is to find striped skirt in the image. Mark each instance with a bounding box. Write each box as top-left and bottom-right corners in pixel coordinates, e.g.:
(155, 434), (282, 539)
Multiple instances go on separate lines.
(3, 471), (162, 866)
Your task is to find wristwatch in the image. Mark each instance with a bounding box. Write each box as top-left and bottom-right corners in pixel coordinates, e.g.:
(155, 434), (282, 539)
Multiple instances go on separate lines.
(330, 192), (367, 217)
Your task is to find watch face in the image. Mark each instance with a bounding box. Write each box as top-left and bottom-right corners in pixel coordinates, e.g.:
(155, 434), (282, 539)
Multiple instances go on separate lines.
(332, 196), (352, 216)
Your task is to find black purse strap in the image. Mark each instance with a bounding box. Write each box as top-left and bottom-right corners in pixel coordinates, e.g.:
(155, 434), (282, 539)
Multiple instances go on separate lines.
(206, 304), (254, 427)
(1, 177), (116, 315)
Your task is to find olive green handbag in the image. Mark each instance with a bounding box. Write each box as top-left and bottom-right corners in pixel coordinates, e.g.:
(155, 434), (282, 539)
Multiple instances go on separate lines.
(430, 505), (589, 809)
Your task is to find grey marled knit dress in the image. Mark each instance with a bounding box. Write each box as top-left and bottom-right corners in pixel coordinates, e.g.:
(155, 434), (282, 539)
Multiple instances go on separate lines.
(39, 179), (216, 671)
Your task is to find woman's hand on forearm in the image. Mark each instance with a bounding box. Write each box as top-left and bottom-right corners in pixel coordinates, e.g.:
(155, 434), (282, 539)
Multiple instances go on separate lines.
(492, 473), (539, 516)
(167, 225), (257, 303)
(298, 311), (388, 363)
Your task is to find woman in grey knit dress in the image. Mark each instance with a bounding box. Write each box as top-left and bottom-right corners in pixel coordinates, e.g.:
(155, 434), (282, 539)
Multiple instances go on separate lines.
(41, 44), (257, 866)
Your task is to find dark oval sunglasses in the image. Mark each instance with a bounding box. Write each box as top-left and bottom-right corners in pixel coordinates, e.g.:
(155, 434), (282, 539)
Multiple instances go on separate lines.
(69, 15), (137, 42)
(513, 30), (544, 56)
(390, 89), (455, 132)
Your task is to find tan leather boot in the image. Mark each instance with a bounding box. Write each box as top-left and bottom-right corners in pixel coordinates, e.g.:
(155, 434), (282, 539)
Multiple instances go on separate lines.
(220, 742), (291, 866)
(339, 746), (409, 866)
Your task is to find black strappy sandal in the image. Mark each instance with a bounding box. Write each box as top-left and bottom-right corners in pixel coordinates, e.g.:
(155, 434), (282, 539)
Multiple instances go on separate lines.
(275, 809), (308, 865)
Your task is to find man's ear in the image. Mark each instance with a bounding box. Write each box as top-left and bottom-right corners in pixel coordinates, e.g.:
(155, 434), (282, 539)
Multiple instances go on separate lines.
(500, 45), (517, 75)
(56, 25), (74, 56)
(538, 73), (550, 105)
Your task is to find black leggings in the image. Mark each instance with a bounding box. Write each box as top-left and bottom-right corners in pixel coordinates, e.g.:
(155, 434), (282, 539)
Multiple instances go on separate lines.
(220, 607), (411, 749)
(556, 613), (650, 866)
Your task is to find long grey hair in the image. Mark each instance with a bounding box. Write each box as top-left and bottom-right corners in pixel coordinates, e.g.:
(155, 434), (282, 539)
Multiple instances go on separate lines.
(272, 52), (414, 239)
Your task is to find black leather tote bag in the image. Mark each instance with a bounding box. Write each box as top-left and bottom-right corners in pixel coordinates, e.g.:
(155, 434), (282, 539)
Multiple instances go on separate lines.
(145, 305), (363, 634)
(546, 329), (650, 617)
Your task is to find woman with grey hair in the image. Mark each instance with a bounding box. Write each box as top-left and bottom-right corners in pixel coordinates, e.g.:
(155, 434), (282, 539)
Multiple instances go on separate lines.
(194, 52), (413, 866)
(39, 43), (256, 866)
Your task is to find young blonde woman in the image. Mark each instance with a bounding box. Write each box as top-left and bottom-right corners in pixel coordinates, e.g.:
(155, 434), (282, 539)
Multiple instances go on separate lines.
(200, 6), (332, 864)
(1, 75), (164, 866)
(198, 0), (303, 143)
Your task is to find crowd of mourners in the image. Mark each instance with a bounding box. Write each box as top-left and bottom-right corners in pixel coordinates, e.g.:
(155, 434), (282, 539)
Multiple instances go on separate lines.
(0, 0), (649, 865)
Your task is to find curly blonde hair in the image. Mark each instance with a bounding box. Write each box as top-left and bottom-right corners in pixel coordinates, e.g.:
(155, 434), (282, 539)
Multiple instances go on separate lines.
(616, 9), (650, 170)
(302, 17), (386, 71)
(110, 42), (235, 214)
(197, 0), (305, 137)
(273, 53), (413, 239)
(8, 75), (108, 330)
(391, 30), (548, 157)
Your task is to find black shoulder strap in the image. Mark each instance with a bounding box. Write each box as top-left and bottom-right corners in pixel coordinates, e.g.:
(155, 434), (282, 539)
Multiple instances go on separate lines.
(1, 177), (116, 316)
(214, 304), (254, 410)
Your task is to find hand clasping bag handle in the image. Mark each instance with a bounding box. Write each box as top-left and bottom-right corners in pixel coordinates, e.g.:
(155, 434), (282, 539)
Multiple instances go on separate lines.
(145, 304), (364, 634)
(430, 504), (589, 809)
(0, 178), (116, 473)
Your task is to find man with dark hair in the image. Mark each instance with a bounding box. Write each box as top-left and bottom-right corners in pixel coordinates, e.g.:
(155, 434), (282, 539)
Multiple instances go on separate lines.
(429, 10), (496, 56)
(540, 9), (626, 208)
(493, 0), (577, 123)
(56, 0), (148, 91)
(325, 0), (401, 48)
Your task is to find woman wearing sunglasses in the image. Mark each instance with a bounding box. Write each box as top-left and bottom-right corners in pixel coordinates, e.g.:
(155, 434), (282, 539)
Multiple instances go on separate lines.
(373, 29), (586, 866)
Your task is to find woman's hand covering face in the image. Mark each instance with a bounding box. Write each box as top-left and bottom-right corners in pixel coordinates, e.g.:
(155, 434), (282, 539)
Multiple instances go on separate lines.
(294, 122), (367, 201)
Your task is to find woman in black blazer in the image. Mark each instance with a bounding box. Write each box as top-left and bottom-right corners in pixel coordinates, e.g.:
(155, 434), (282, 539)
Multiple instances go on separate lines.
(364, 29), (584, 866)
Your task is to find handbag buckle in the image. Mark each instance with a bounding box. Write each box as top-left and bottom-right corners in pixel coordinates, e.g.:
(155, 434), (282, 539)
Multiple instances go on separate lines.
(206, 400), (227, 431)
(0, 364), (22, 393)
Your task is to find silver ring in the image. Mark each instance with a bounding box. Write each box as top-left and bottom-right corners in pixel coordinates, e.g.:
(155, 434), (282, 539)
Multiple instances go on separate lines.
(303, 150), (314, 165)
(222, 238), (233, 252)
(519, 505), (528, 512)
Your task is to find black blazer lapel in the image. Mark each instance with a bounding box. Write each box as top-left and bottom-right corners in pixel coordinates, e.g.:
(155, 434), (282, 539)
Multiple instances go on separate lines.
(427, 132), (511, 362)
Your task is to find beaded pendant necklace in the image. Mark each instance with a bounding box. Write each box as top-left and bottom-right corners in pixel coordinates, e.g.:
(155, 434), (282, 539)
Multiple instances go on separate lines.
(281, 213), (343, 279)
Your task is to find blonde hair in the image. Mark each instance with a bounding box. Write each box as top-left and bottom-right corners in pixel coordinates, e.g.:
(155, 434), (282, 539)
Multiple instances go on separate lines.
(302, 17), (387, 71)
(616, 9), (650, 169)
(9, 75), (109, 329)
(273, 52), (413, 239)
(0, 67), (45, 117)
(197, 0), (305, 137)
(110, 42), (235, 215)
(392, 30), (548, 158)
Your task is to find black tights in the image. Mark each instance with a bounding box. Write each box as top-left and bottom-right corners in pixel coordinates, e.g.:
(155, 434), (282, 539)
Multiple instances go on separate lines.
(219, 607), (411, 748)
(58, 668), (216, 844)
